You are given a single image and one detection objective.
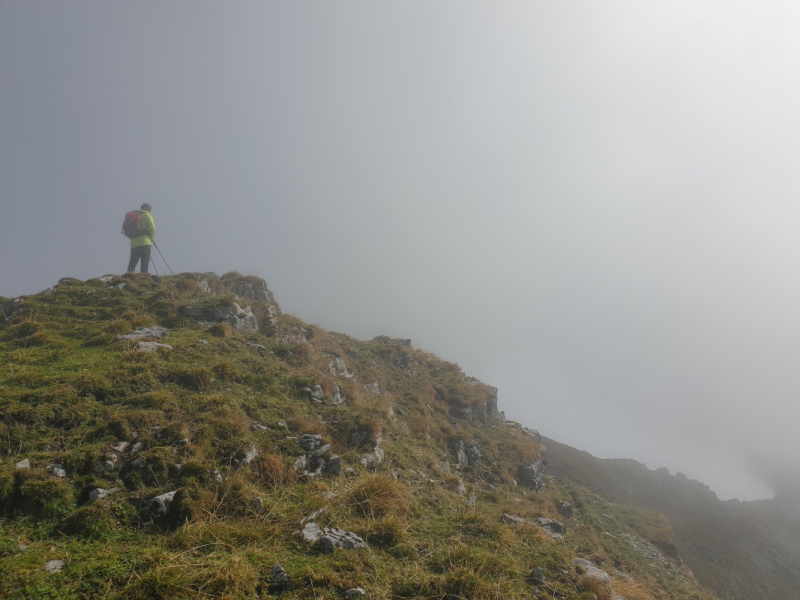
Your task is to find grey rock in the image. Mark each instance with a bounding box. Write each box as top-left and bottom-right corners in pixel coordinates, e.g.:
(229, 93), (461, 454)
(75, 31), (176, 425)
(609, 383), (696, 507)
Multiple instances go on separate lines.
(131, 458), (146, 469)
(311, 444), (331, 458)
(529, 566), (545, 585)
(246, 341), (268, 351)
(250, 423), (270, 432)
(573, 558), (611, 585)
(302, 521), (325, 543)
(270, 564), (291, 592)
(450, 440), (469, 467)
(557, 501), (574, 519)
(47, 464), (66, 478)
(233, 279), (275, 303)
(318, 528), (367, 554)
(98, 275), (113, 282)
(197, 279), (211, 293)
(182, 306), (207, 318)
(343, 588), (366, 597)
(466, 441), (481, 463)
(135, 341), (173, 352)
(329, 357), (354, 378)
(331, 384), (345, 405)
(131, 441), (144, 453)
(243, 444), (258, 464)
(58, 277), (79, 285)
(364, 382), (380, 396)
(45, 560), (65, 574)
(90, 487), (120, 502)
(537, 517), (564, 534)
(518, 456), (547, 491)
(108, 282), (126, 290)
(177, 438), (189, 446)
(16, 458), (30, 470)
(327, 455), (342, 475)
(212, 469), (224, 483)
(112, 441), (129, 453)
(196, 339), (209, 344)
(293, 456), (309, 471)
(501, 512), (526, 526)
(360, 446), (384, 470)
(297, 434), (322, 452)
(40, 287), (55, 296)
(170, 463), (182, 475)
(117, 326), (170, 341)
(252, 497), (264, 512)
(216, 302), (258, 334)
(148, 490), (177, 517)
(456, 478), (467, 496)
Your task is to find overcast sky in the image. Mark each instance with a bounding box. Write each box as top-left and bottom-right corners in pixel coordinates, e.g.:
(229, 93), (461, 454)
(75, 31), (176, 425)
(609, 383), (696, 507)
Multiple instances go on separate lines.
(4, 1), (800, 500)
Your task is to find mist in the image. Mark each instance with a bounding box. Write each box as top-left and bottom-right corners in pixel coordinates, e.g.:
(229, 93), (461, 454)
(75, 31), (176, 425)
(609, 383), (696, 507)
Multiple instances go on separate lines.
(3, 1), (800, 500)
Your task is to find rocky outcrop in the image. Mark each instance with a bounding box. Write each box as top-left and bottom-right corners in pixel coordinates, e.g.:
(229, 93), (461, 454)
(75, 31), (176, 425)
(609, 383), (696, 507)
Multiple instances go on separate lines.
(135, 341), (173, 352)
(214, 303), (258, 334)
(518, 453), (547, 491)
(301, 522), (367, 554)
(233, 278), (274, 303)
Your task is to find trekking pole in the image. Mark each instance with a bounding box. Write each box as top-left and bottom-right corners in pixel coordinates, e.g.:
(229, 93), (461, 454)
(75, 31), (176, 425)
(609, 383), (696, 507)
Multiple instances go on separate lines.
(149, 255), (160, 277)
(151, 241), (174, 275)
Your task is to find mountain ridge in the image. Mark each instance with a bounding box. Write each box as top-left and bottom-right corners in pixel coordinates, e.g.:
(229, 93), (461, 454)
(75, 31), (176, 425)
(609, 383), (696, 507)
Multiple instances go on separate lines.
(1, 271), (723, 599)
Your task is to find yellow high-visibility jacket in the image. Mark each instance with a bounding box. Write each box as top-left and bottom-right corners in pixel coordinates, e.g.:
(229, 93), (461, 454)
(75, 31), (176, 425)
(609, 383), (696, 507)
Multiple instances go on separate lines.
(130, 210), (156, 249)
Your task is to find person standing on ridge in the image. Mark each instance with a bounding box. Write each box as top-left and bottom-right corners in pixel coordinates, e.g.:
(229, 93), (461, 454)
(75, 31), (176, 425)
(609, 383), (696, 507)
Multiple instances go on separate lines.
(123, 203), (156, 274)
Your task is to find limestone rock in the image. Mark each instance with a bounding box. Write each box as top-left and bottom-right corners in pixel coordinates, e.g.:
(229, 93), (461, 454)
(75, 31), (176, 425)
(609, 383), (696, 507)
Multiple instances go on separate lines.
(47, 463), (66, 478)
(329, 357), (354, 378)
(343, 588), (366, 597)
(537, 517), (565, 542)
(90, 487), (120, 502)
(135, 341), (173, 352)
(233, 279), (274, 303)
(360, 446), (384, 470)
(364, 382), (380, 396)
(112, 442), (129, 453)
(331, 384), (345, 405)
(529, 566), (545, 585)
(269, 564), (291, 593)
(518, 456), (547, 491)
(197, 279), (211, 293)
(45, 560), (65, 574)
(16, 458), (30, 470)
(297, 434), (322, 452)
(466, 441), (481, 463)
(327, 455), (342, 475)
(252, 497), (264, 512)
(148, 490), (177, 517)
(243, 444), (259, 464)
(303, 385), (325, 403)
(117, 326), (170, 342)
(573, 558), (611, 585)
(501, 512), (526, 526)
(557, 501), (574, 519)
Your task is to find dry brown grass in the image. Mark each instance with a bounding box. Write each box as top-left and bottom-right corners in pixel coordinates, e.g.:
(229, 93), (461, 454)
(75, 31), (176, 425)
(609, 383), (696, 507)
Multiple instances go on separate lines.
(347, 473), (410, 518)
(208, 322), (233, 337)
(288, 418), (326, 435)
(251, 454), (296, 488)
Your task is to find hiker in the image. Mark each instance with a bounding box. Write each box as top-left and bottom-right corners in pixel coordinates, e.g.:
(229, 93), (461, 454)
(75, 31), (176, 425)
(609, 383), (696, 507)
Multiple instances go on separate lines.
(123, 203), (156, 273)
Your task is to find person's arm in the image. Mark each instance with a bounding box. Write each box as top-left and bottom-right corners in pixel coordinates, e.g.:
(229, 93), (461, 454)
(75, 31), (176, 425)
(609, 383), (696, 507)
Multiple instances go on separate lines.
(147, 214), (156, 241)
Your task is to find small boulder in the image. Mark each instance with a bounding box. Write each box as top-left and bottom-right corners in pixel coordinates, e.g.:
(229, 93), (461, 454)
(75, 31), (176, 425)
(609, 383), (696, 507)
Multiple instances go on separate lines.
(252, 497), (264, 512)
(297, 434), (322, 452)
(90, 487), (120, 502)
(501, 513), (526, 526)
(16, 458), (31, 470)
(343, 588), (366, 597)
(47, 464), (66, 478)
(148, 490), (177, 517)
(557, 501), (574, 519)
(135, 341), (173, 352)
(529, 566), (545, 585)
(269, 564), (291, 593)
(117, 326), (170, 341)
(45, 560), (65, 574)
(572, 558), (611, 585)
(327, 455), (342, 475)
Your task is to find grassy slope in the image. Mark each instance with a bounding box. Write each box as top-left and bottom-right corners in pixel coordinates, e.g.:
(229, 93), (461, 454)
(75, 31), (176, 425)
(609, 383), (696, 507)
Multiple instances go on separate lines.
(0, 272), (719, 600)
(543, 436), (800, 600)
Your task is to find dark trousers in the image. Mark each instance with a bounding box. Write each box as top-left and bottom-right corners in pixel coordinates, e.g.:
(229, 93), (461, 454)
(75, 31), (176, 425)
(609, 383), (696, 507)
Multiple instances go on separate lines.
(127, 245), (152, 273)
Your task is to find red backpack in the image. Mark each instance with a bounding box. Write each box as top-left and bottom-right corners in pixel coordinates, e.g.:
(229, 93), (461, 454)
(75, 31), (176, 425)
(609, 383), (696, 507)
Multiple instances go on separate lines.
(121, 211), (143, 239)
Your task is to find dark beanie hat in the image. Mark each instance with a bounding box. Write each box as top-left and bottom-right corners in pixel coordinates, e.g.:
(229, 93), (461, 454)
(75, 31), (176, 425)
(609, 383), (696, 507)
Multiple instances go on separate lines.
(141, 203), (152, 211)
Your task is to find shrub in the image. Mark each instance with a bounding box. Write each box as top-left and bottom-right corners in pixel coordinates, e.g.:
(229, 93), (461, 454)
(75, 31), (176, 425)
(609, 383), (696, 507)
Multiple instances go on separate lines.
(251, 455), (295, 489)
(208, 323), (232, 338)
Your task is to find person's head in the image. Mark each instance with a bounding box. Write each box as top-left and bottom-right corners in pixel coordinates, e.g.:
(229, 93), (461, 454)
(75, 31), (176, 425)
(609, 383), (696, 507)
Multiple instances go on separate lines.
(141, 203), (152, 212)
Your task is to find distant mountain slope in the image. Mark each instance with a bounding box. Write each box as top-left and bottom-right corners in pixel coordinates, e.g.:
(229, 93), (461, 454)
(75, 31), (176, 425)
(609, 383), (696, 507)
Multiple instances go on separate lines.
(0, 271), (719, 600)
(543, 436), (800, 600)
